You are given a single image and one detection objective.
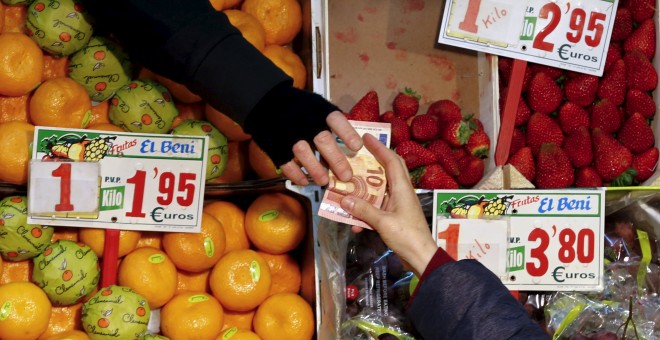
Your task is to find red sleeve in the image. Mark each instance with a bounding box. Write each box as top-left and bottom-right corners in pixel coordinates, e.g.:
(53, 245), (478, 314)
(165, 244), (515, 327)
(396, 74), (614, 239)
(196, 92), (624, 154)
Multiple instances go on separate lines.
(407, 247), (455, 308)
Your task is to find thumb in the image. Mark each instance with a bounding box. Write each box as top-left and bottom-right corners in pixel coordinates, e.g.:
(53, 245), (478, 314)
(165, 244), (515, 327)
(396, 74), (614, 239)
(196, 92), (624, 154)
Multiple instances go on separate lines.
(340, 196), (382, 229)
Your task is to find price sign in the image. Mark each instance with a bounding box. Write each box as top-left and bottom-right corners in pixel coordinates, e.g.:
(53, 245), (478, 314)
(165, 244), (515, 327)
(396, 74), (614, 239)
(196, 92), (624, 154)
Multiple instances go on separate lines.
(28, 127), (208, 233)
(433, 189), (605, 291)
(438, 0), (618, 76)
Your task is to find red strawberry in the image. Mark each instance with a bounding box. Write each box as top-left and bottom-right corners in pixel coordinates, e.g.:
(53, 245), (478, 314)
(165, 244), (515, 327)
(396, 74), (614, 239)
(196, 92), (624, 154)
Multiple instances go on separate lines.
(498, 57), (513, 86)
(346, 91), (379, 121)
(379, 110), (396, 122)
(564, 74), (599, 107)
(597, 59), (626, 105)
(509, 128), (526, 158)
(410, 114), (439, 142)
(526, 72), (563, 114)
(411, 164), (459, 190)
(623, 18), (656, 60)
(632, 147), (659, 182)
(392, 87), (420, 120)
(604, 43), (622, 73)
(526, 112), (564, 156)
(535, 143), (574, 189)
(591, 99), (621, 133)
(466, 115), (484, 133)
(628, 0), (655, 23)
(520, 67), (534, 92)
(530, 64), (563, 80)
(452, 147), (468, 161)
(440, 119), (473, 148)
(388, 115), (411, 147)
(395, 140), (437, 170)
(456, 155), (485, 187)
(625, 89), (656, 119)
(466, 130), (490, 158)
(426, 139), (460, 176)
(426, 99), (462, 124)
(563, 127), (593, 168)
(507, 146), (535, 182)
(500, 88), (531, 127)
(592, 128), (633, 182)
(624, 50), (658, 91)
(611, 8), (633, 41)
(558, 102), (590, 135)
(575, 167), (603, 188)
(617, 112), (655, 154)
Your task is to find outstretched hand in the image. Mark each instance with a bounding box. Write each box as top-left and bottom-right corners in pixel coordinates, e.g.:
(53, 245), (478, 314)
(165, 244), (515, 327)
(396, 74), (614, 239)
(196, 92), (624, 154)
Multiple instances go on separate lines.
(280, 111), (362, 186)
(339, 133), (438, 276)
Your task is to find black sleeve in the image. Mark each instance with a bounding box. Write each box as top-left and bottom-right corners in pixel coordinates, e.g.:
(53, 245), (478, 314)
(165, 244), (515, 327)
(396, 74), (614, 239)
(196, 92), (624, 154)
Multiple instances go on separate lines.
(81, 0), (338, 166)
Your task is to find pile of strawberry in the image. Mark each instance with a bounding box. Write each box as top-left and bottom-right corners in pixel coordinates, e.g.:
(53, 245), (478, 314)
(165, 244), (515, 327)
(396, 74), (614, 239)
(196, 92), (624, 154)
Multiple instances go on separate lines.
(501, 0), (658, 189)
(344, 89), (490, 190)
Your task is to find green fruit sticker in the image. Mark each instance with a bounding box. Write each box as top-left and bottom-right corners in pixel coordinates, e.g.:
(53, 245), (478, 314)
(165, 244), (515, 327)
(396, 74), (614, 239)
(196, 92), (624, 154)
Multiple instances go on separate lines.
(25, 0), (94, 56)
(188, 294), (209, 303)
(82, 285), (150, 339)
(250, 261), (261, 283)
(203, 237), (215, 258)
(222, 327), (238, 339)
(0, 196), (54, 261)
(148, 254), (165, 264)
(0, 301), (11, 321)
(171, 119), (228, 181)
(259, 210), (279, 222)
(109, 79), (178, 134)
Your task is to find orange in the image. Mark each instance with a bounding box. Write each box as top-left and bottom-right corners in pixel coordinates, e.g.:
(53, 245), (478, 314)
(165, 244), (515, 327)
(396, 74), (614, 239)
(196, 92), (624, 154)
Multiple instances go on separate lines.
(37, 303), (83, 340)
(0, 94), (30, 124)
(257, 251), (301, 296)
(221, 309), (255, 331)
(0, 121), (34, 185)
(203, 200), (249, 254)
(0, 32), (42, 96)
(160, 292), (224, 340)
(139, 67), (202, 103)
(136, 231), (163, 250)
(78, 228), (141, 258)
(2, 5), (26, 33)
(253, 293), (314, 340)
(217, 328), (261, 340)
(86, 123), (124, 132)
(224, 9), (266, 52)
(241, 0), (302, 45)
(245, 192), (306, 254)
(172, 101), (205, 129)
(0, 282), (52, 340)
(262, 45), (306, 89)
(30, 77), (91, 128)
(43, 330), (90, 340)
(162, 212), (226, 272)
(176, 269), (211, 295)
(117, 247), (177, 308)
(209, 141), (249, 184)
(87, 99), (110, 126)
(205, 104), (251, 142)
(248, 140), (283, 180)
(51, 227), (79, 242)
(209, 249), (271, 312)
(0, 259), (31, 284)
(42, 54), (68, 81)
(210, 0), (243, 11)
(0, 3), (3, 30)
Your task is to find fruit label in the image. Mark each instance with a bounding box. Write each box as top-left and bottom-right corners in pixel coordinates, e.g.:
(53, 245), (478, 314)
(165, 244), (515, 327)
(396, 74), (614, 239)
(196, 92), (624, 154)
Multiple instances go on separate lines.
(188, 294), (209, 303)
(432, 189), (606, 291)
(249, 261), (261, 283)
(0, 301), (11, 320)
(148, 254), (165, 264)
(28, 127), (209, 233)
(222, 327), (239, 339)
(259, 210), (279, 222)
(203, 237), (215, 258)
(438, 0), (618, 76)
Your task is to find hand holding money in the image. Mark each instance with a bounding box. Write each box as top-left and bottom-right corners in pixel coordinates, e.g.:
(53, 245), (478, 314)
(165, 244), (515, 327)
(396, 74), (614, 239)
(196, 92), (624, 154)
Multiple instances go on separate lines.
(318, 120), (391, 229)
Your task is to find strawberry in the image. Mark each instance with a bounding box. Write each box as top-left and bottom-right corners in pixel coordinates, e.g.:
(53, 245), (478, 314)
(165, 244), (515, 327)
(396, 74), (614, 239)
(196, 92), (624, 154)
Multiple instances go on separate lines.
(520, 67), (534, 92)
(628, 0), (655, 23)
(623, 18), (656, 60)
(427, 99), (462, 124)
(388, 115), (411, 147)
(563, 127), (593, 168)
(625, 89), (656, 119)
(624, 50), (658, 91)
(592, 128), (633, 182)
(564, 73), (599, 107)
(574, 167), (603, 188)
(526, 72), (563, 114)
(395, 140), (437, 170)
(558, 102), (590, 135)
(392, 87), (420, 120)
(632, 147), (659, 182)
(466, 130), (490, 158)
(530, 64), (563, 80)
(509, 128), (526, 158)
(591, 99), (621, 133)
(501, 90), (532, 127)
(411, 164), (459, 190)
(426, 139), (460, 176)
(617, 112), (655, 154)
(526, 112), (564, 156)
(507, 146), (535, 182)
(456, 155), (485, 187)
(346, 90), (379, 121)
(498, 57), (513, 86)
(467, 115), (484, 133)
(597, 59), (626, 106)
(535, 143), (574, 189)
(611, 8), (633, 41)
(440, 119), (472, 148)
(410, 114), (439, 142)
(604, 43), (622, 73)
(379, 110), (396, 123)
(452, 147), (468, 161)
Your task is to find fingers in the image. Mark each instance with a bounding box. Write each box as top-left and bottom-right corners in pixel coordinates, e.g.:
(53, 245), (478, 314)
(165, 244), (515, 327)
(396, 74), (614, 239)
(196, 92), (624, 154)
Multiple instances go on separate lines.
(280, 160), (309, 186)
(341, 196), (383, 231)
(290, 140), (329, 186)
(327, 111), (362, 151)
(314, 130), (352, 182)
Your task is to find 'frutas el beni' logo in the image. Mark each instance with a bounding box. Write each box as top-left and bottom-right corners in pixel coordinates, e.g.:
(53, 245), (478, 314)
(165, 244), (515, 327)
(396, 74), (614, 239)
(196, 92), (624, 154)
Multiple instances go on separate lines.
(557, 44), (598, 63)
(40, 133), (116, 161)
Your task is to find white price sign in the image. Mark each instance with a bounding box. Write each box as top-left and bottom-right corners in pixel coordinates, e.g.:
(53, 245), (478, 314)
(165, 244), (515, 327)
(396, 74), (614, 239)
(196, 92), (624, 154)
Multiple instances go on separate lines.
(28, 127), (208, 232)
(438, 0), (618, 76)
(433, 189), (606, 291)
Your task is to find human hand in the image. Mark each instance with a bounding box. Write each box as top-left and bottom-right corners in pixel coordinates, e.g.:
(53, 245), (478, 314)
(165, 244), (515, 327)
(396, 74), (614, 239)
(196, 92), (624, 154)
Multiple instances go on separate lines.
(339, 134), (438, 276)
(280, 111), (363, 186)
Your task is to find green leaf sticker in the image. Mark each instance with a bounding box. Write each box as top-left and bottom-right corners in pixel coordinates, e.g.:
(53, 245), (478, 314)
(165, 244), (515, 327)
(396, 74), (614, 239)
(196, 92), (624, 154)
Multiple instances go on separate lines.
(259, 210), (279, 222)
(222, 327), (238, 339)
(0, 301), (11, 321)
(148, 254), (165, 264)
(188, 294), (209, 303)
(249, 261), (261, 283)
(204, 237), (215, 258)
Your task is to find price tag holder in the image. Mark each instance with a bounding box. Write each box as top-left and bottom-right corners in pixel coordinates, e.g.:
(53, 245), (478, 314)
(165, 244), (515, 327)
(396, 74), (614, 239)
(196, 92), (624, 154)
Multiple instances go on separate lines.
(438, 0), (618, 76)
(28, 127), (208, 233)
(433, 189), (605, 291)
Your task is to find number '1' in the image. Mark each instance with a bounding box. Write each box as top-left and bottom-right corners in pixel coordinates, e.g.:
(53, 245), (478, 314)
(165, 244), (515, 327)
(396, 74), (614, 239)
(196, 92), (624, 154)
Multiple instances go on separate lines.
(52, 163), (74, 211)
